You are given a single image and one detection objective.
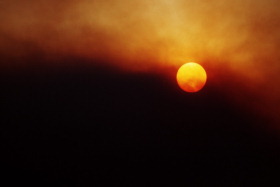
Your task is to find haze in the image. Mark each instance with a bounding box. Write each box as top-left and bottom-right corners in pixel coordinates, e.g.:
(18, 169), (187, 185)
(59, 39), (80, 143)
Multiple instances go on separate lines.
(1, 0), (280, 126)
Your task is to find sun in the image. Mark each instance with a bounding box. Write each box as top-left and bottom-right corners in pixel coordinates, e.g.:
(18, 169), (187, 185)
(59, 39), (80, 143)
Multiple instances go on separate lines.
(176, 62), (207, 93)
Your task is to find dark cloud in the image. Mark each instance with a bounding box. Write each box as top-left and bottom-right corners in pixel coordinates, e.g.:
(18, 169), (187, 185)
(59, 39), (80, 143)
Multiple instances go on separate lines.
(1, 0), (280, 124)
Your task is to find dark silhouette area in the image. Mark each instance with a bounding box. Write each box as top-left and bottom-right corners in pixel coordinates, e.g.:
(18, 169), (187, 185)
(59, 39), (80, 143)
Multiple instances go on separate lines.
(1, 57), (280, 186)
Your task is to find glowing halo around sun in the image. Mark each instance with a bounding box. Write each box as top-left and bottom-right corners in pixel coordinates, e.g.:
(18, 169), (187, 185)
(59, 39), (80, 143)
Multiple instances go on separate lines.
(176, 62), (207, 93)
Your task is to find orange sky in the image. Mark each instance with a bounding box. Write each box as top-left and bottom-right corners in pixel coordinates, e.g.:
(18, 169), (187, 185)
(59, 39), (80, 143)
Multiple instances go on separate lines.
(1, 0), (280, 127)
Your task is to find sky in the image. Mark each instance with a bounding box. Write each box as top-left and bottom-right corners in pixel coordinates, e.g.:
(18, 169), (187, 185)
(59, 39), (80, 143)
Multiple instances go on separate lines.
(1, 0), (280, 185)
(1, 0), (280, 125)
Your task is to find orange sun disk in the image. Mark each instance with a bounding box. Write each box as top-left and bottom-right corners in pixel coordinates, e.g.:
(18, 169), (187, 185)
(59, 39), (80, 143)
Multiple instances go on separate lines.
(176, 62), (207, 93)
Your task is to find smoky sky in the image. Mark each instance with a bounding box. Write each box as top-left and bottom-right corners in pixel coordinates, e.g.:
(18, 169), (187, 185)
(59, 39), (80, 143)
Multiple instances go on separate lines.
(1, 0), (280, 126)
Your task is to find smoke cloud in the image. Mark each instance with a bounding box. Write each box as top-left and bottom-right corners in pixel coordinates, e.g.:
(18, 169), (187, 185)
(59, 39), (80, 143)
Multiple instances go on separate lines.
(1, 0), (280, 126)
